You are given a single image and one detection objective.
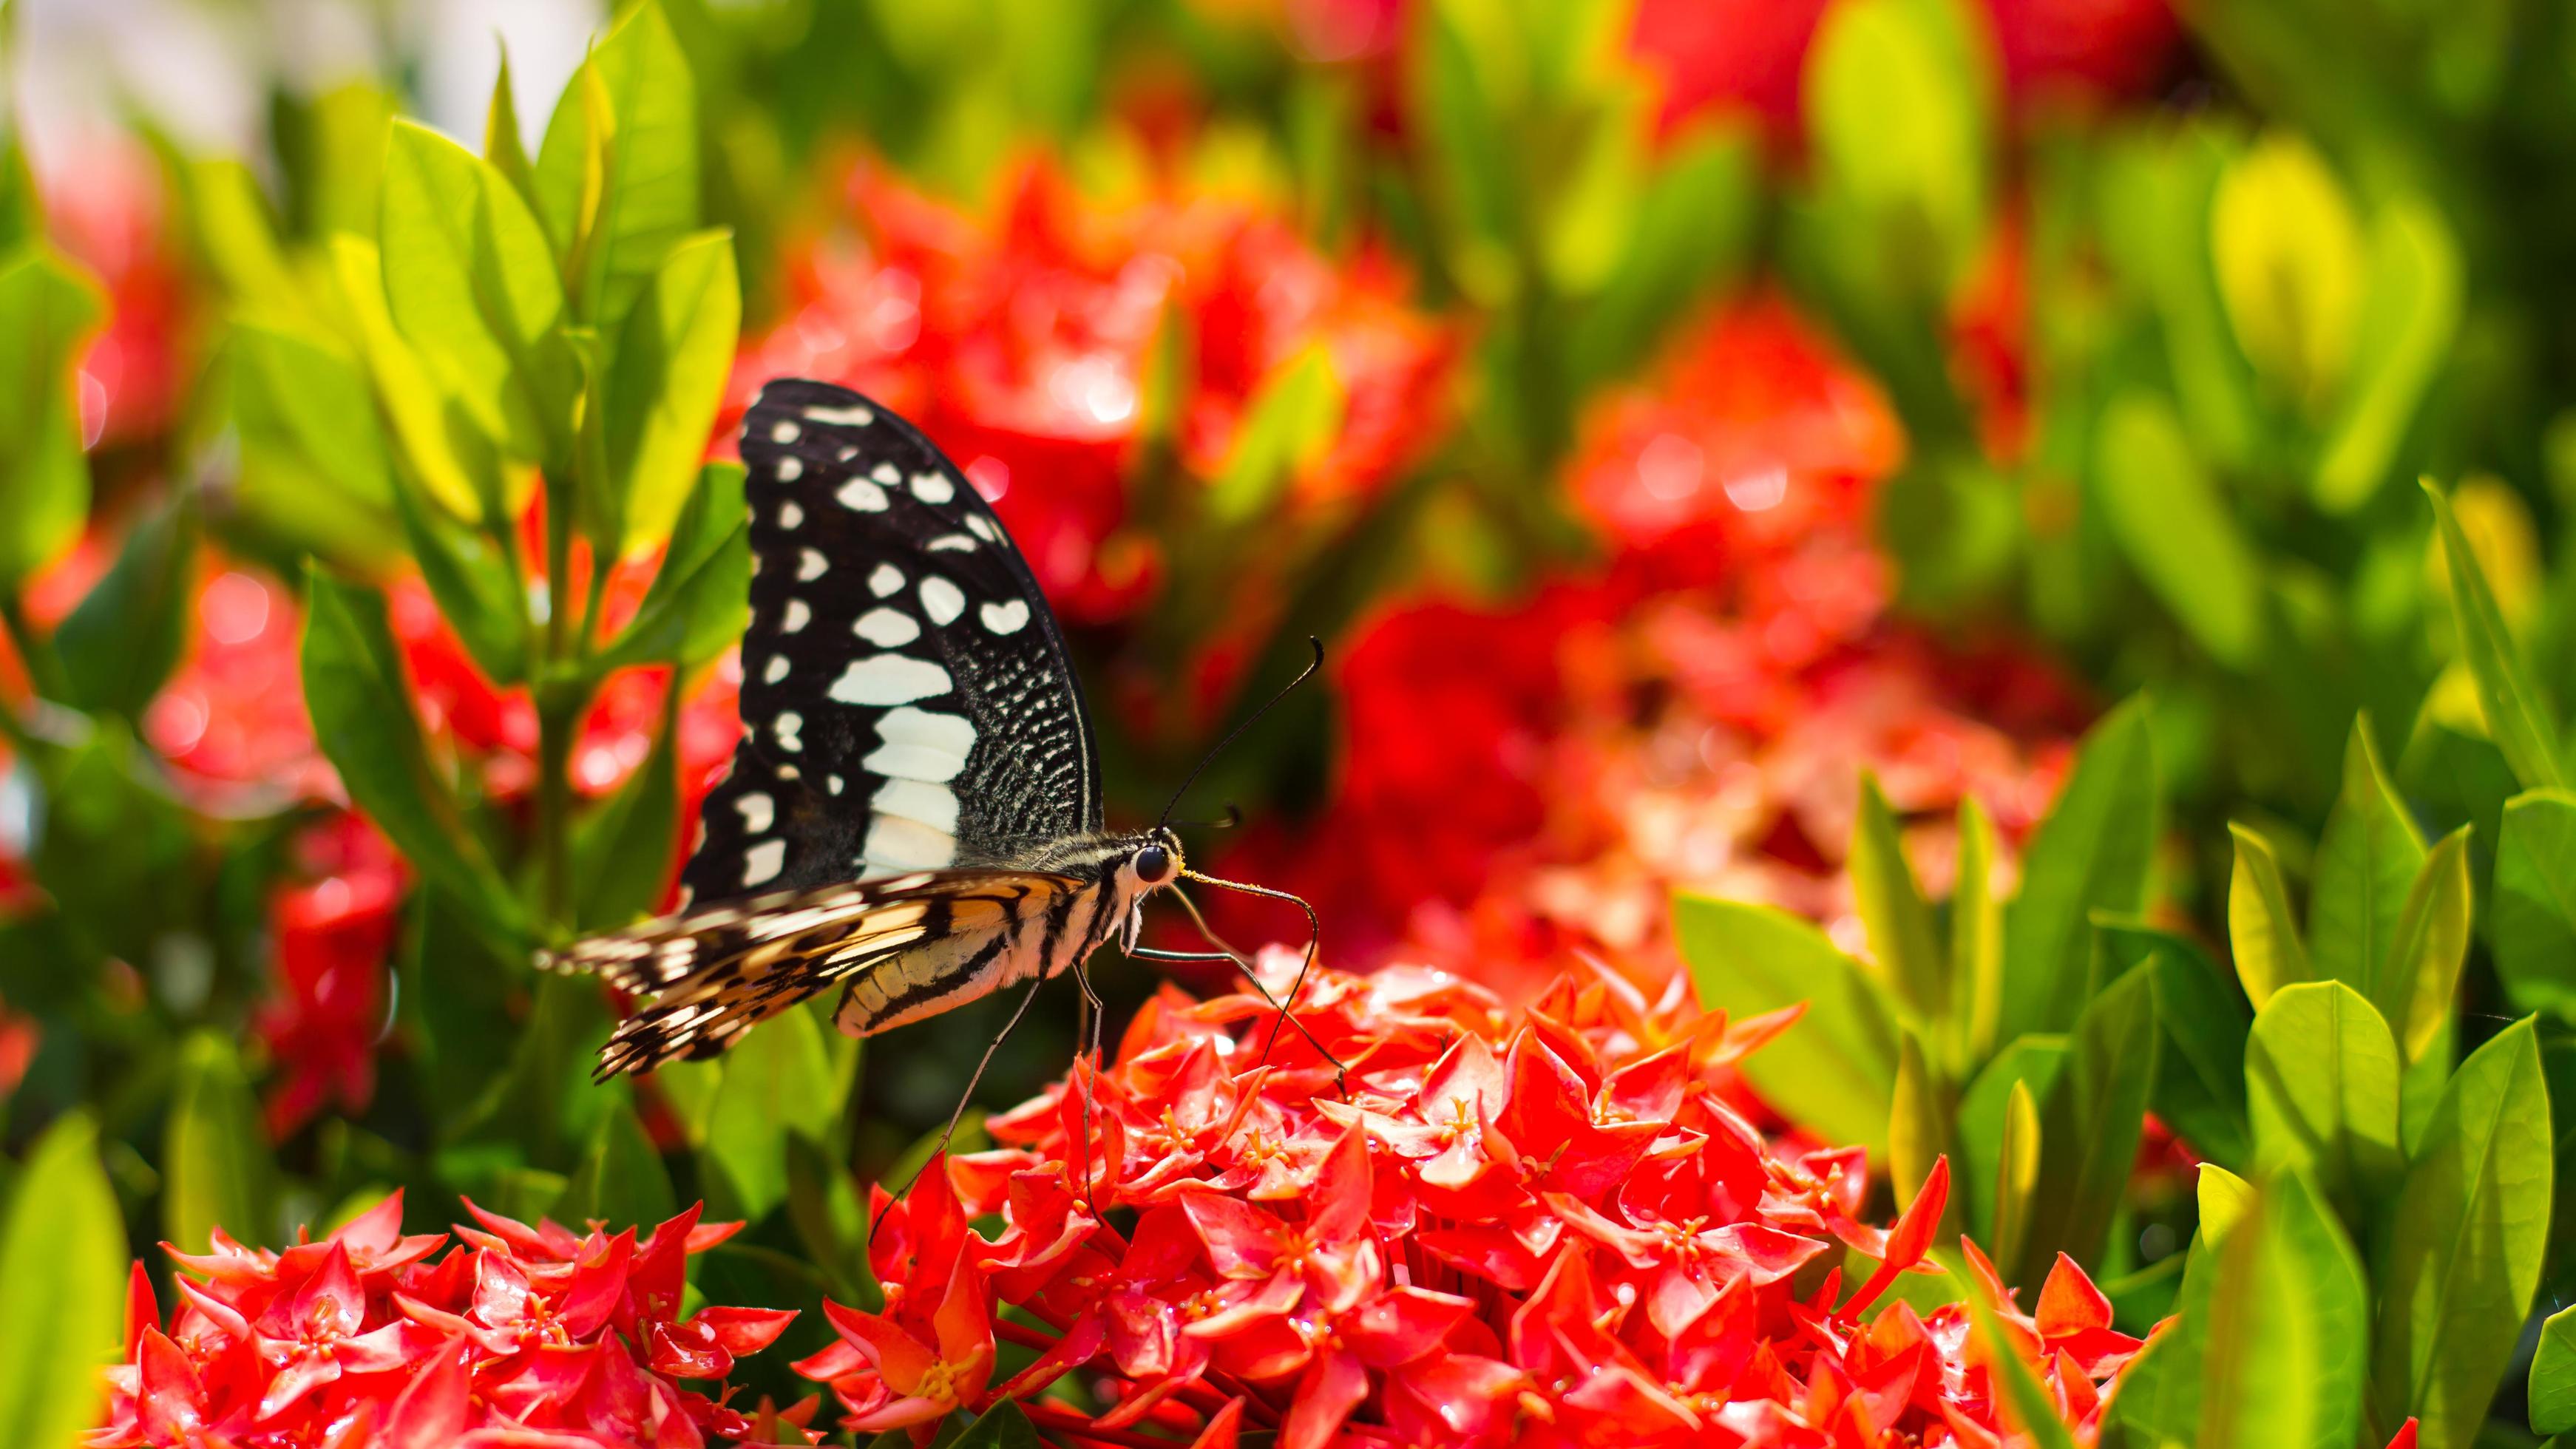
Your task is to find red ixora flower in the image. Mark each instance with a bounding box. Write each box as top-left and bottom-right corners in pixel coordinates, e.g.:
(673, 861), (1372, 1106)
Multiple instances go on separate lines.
(793, 954), (2141, 1448)
(92, 1190), (801, 1449)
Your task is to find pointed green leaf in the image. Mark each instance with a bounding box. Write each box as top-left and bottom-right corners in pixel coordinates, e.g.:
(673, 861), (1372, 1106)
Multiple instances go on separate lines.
(1206, 343), (1345, 524)
(301, 568), (524, 953)
(55, 495), (197, 718)
(605, 229), (739, 549)
(2195, 1172), (2370, 1449)
(1675, 895), (1901, 1158)
(598, 461), (748, 672)
(1956, 1035), (2067, 1241)
(2308, 719), (2427, 997)
(2001, 696), (2158, 1039)
(484, 44), (538, 205)
(1851, 773), (1946, 1021)
(229, 320), (403, 562)
(2227, 823), (2311, 1008)
(2534, 1303), (2576, 1436)
(1967, 1289), (2080, 1449)
(2245, 981), (2402, 1226)
(2424, 478), (2565, 790)
(950, 1400), (1043, 1449)
(0, 247), (103, 587)
(0, 1114), (126, 1449)
(2376, 826), (2471, 1062)
(2018, 962), (2159, 1284)
(1991, 1078), (2041, 1295)
(533, 0), (699, 327)
(2315, 197), (2461, 512)
(2492, 789), (2576, 1019)
(2098, 917), (2251, 1168)
(327, 234), (499, 523)
(382, 119), (574, 466)
(1950, 794), (2004, 1065)
(163, 1032), (277, 1255)
(2096, 391), (2267, 668)
(2197, 1163), (2254, 1243)
(1889, 1031), (1950, 1212)
(391, 473), (525, 685)
(2373, 1017), (2553, 1449)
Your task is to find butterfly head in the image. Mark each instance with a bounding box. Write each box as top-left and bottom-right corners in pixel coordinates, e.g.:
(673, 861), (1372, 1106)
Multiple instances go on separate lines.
(1114, 826), (1187, 951)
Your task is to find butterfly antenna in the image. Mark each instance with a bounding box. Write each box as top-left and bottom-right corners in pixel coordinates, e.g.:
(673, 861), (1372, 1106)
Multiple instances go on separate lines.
(1159, 638), (1325, 829)
(1165, 884), (1349, 1084)
(1177, 870), (1340, 1094)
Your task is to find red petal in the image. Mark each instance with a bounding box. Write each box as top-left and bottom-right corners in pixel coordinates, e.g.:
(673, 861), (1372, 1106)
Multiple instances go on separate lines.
(1178, 1191), (1286, 1280)
(557, 1229), (634, 1340)
(133, 1331), (206, 1442)
(2035, 1252), (2112, 1339)
(1343, 1286), (1474, 1368)
(471, 1249), (537, 1327)
(123, 1260), (158, 1357)
(1843, 1157), (1950, 1320)
(817, 1299), (939, 1390)
(694, 1304), (799, 1355)
(1306, 1125), (1373, 1247)
(1186, 1398), (1246, 1449)
(2386, 1419), (2420, 1449)
(333, 1189), (406, 1256)
(292, 1240), (365, 1339)
(1280, 1350), (1369, 1449)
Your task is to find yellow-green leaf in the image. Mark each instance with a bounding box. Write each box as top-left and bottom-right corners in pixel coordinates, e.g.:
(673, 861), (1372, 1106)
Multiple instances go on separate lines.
(0, 248), (104, 587)
(2377, 827), (2472, 1062)
(2096, 391), (2266, 669)
(2424, 478), (2566, 790)
(604, 229), (739, 550)
(2195, 1171), (2371, 1449)
(1851, 773), (1945, 1019)
(2245, 981), (2402, 1226)
(1675, 895), (1902, 1159)
(0, 1114), (127, 1449)
(2211, 132), (2362, 410)
(2197, 1162), (2255, 1243)
(2315, 195), (2460, 511)
(2227, 823), (2311, 1008)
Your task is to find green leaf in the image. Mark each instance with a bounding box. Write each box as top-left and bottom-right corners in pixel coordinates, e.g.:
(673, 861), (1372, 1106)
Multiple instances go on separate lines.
(0, 248), (104, 586)
(2098, 917), (2252, 1169)
(1889, 1031), (1951, 1211)
(1992, 1078), (2041, 1275)
(2373, 1017), (2555, 1449)
(326, 234), (498, 523)
(55, 495), (197, 717)
(484, 43), (539, 206)
(949, 1401), (1043, 1449)
(163, 1032), (277, 1255)
(1956, 1035), (2067, 1241)
(2315, 196), (2461, 512)
(0, 1114), (127, 1449)
(1675, 895), (1901, 1158)
(1851, 773), (1947, 1021)
(2018, 962), (2159, 1284)
(598, 461), (748, 672)
(2492, 790), (2576, 1019)
(2377, 826), (2472, 1062)
(2210, 133), (2363, 411)
(391, 472), (526, 685)
(2227, 822), (2311, 1008)
(2245, 981), (2402, 1227)
(1802, 0), (1991, 285)
(533, 0), (699, 326)
(1967, 1290), (2079, 1449)
(2001, 696), (2158, 1039)
(2535, 1303), (2576, 1436)
(185, 160), (306, 324)
(2308, 719), (2428, 999)
(229, 320), (403, 563)
(2095, 391), (2267, 669)
(2194, 1171), (2371, 1449)
(604, 229), (739, 549)
(2197, 1162), (2255, 1242)
(1565, 123), (1760, 390)
(557, 1103), (677, 1231)
(702, 1003), (841, 1223)
(2099, 1311), (2198, 1449)
(1950, 794), (2004, 1066)
(450, 973), (614, 1172)
(2424, 478), (2566, 790)
(572, 693), (679, 932)
(300, 568), (525, 952)
(1206, 343), (1346, 524)
(381, 119), (574, 467)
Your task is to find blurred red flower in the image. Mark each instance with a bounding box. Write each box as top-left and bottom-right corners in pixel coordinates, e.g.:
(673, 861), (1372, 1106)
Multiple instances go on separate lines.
(45, 138), (195, 448)
(798, 954), (2138, 1447)
(94, 1191), (801, 1449)
(257, 814), (405, 1139)
(731, 160), (1454, 625)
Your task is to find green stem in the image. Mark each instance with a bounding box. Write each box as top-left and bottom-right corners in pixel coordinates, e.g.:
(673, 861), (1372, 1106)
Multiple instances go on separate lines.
(536, 469), (578, 928)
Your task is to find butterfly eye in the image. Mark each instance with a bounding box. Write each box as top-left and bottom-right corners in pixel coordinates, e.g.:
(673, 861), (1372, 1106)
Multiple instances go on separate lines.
(1134, 844), (1173, 884)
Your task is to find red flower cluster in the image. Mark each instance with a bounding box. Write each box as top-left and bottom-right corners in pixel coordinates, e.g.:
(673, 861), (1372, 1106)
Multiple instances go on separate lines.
(256, 815), (407, 1138)
(731, 161), (1454, 624)
(1217, 299), (2084, 991)
(796, 955), (2139, 1448)
(92, 1191), (799, 1449)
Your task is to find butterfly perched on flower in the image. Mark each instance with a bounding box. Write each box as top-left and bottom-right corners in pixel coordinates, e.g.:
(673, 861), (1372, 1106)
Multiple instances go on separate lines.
(545, 379), (1312, 1080)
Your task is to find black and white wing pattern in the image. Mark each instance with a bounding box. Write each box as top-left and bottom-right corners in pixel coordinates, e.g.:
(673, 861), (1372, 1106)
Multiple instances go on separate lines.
(682, 378), (1102, 908)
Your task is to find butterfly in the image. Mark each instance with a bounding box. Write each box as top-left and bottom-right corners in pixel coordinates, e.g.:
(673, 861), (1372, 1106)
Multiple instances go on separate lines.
(543, 379), (1320, 1083)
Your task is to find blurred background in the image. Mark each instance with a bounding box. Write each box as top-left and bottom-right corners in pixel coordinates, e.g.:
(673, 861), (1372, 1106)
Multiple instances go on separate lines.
(6, 0), (2576, 1412)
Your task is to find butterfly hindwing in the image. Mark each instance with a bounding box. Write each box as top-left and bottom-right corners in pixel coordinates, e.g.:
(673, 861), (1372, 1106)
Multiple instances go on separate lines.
(564, 869), (1094, 1077)
(682, 380), (1102, 910)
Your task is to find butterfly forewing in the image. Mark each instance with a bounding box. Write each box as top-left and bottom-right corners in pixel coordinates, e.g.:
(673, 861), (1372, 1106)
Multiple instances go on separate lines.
(683, 380), (1102, 910)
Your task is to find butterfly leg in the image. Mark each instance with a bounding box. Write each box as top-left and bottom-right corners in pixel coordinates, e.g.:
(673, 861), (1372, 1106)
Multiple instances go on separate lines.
(935, 971), (1048, 1169)
(1068, 954), (1111, 1220)
(1165, 877), (1347, 1096)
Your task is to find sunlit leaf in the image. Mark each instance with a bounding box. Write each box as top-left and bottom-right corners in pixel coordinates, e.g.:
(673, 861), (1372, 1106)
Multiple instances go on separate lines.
(163, 1032), (277, 1255)
(0, 247), (103, 587)
(2017, 962), (2158, 1285)
(605, 228), (739, 550)
(1803, 0), (1993, 286)
(2001, 696), (2158, 1039)
(2245, 981), (2402, 1229)
(54, 495), (197, 719)
(2376, 827), (2471, 1062)
(1950, 794), (2004, 1066)
(1207, 343), (1345, 524)
(1675, 895), (1901, 1159)
(2095, 391), (2266, 669)
(2195, 1171), (2371, 1449)
(2424, 478), (2565, 790)
(598, 461), (749, 672)
(533, 0), (699, 326)
(2534, 1303), (2576, 1436)
(2227, 822), (2311, 1008)
(2098, 917), (2251, 1169)
(2316, 197), (2461, 511)
(0, 1114), (126, 1449)
(2492, 790), (2576, 1019)
(2211, 132), (2362, 410)
(1851, 773), (1946, 1021)
(2308, 719), (2427, 1000)
(1956, 1035), (2067, 1241)
(702, 1002), (841, 1223)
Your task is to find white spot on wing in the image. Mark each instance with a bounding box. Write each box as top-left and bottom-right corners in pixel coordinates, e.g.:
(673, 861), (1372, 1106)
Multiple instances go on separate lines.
(797, 549), (828, 581)
(965, 514), (997, 542)
(872, 778), (960, 835)
(838, 478), (889, 512)
(743, 838), (787, 886)
(775, 711), (804, 751)
(806, 403), (875, 426)
(872, 462), (900, 484)
(854, 608), (921, 647)
(863, 815), (956, 870)
(869, 563), (904, 597)
(735, 792), (776, 833)
(827, 655), (952, 706)
(927, 534), (977, 552)
(776, 457), (804, 483)
(919, 576), (966, 625)
(838, 446), (858, 462)
(980, 599), (1031, 635)
(779, 500), (804, 528)
(782, 599), (811, 632)
(865, 706), (976, 782)
(827, 774), (844, 795)
(770, 421), (800, 443)
(763, 655), (790, 684)
(912, 472), (955, 504)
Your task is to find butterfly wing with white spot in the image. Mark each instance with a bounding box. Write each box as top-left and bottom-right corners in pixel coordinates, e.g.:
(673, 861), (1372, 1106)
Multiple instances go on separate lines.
(679, 380), (1101, 909)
